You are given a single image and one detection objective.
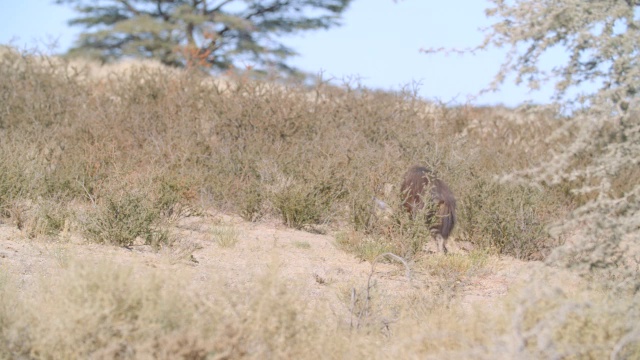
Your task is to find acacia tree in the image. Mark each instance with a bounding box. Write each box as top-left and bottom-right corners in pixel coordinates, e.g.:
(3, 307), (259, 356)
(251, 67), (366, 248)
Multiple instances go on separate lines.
(56, 0), (352, 72)
(457, 0), (640, 291)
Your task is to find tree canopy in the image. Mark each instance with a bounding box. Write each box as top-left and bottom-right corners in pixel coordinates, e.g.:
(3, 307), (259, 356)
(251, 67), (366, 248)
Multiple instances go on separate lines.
(466, 0), (640, 291)
(56, 0), (352, 72)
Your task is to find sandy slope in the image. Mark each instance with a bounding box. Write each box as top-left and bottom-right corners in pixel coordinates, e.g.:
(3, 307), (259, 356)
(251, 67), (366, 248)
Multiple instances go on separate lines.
(0, 211), (550, 323)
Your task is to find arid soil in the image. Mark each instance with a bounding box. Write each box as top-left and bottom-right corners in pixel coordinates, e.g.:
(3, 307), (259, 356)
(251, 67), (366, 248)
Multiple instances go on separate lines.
(0, 211), (553, 320)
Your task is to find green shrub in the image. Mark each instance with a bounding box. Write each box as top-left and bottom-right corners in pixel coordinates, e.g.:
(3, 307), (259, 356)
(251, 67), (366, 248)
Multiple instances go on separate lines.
(83, 192), (169, 248)
(272, 178), (344, 230)
(272, 183), (327, 229)
(459, 179), (565, 259)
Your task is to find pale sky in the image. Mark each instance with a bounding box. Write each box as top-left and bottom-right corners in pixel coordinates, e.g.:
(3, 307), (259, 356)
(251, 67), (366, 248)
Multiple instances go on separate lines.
(0, 0), (560, 106)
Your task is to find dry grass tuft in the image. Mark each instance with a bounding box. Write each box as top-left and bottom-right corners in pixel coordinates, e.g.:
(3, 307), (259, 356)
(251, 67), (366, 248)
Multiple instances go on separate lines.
(1, 250), (638, 359)
(210, 225), (240, 248)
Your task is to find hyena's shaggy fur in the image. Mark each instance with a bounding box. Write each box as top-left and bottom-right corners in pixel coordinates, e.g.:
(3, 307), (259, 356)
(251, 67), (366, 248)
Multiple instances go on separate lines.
(401, 165), (457, 254)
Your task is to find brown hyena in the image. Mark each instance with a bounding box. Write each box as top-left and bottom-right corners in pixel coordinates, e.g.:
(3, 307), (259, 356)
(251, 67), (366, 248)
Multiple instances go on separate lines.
(401, 165), (456, 254)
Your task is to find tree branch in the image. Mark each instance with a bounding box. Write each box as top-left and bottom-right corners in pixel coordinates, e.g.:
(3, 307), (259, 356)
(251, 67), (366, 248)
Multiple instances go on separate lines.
(117, 0), (141, 16)
(155, 0), (171, 22)
(246, 1), (288, 21)
(206, 0), (235, 15)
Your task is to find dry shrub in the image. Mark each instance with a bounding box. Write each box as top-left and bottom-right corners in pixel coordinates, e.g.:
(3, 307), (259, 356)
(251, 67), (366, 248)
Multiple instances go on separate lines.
(381, 269), (640, 359)
(271, 180), (342, 229)
(236, 179), (264, 222)
(0, 48), (574, 258)
(458, 179), (567, 260)
(0, 144), (36, 219)
(80, 191), (169, 248)
(24, 198), (71, 238)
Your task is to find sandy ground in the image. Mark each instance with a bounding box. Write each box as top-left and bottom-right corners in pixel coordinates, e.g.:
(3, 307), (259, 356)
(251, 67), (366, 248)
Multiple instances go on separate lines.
(0, 212), (550, 319)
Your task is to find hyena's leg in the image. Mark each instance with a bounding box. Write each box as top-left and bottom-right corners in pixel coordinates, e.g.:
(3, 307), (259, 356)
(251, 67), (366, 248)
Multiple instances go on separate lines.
(433, 232), (448, 254)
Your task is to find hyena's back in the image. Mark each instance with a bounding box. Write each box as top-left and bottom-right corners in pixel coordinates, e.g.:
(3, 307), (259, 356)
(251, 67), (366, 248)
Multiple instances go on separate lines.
(401, 165), (457, 244)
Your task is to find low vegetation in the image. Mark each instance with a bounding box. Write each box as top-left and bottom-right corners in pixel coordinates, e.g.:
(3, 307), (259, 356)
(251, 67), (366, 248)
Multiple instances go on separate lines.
(0, 48), (573, 260)
(1, 253), (638, 359)
(1, 48), (638, 358)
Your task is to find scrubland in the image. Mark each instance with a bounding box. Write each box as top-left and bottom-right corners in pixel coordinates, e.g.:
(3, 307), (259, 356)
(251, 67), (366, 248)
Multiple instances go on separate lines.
(0, 47), (638, 359)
